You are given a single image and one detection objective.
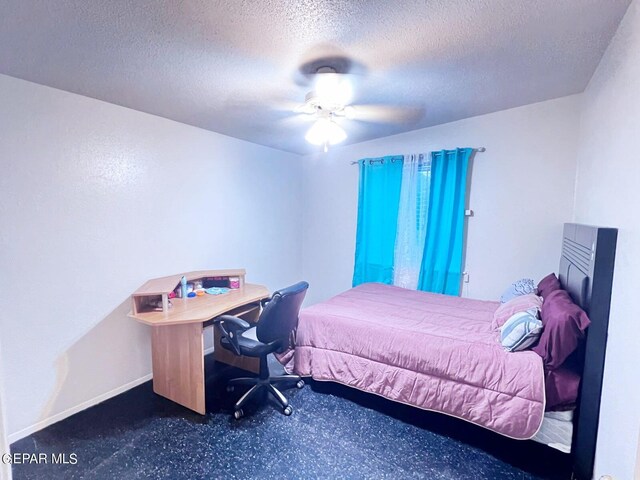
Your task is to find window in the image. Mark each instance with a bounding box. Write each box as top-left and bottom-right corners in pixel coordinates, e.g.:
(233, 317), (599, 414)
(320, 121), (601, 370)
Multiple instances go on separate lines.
(416, 161), (431, 234)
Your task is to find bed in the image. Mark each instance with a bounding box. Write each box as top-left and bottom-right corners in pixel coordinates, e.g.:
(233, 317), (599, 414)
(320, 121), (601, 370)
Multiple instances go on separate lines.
(280, 223), (617, 480)
(283, 282), (545, 439)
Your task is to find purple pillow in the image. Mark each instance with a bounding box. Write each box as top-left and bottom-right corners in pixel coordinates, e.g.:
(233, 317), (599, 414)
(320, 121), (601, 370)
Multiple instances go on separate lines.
(545, 365), (581, 411)
(538, 273), (561, 298)
(532, 289), (590, 370)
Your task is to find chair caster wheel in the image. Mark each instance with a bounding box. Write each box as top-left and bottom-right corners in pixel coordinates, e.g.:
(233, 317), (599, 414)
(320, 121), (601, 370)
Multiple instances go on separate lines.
(283, 406), (293, 416)
(234, 409), (244, 420)
(296, 380), (305, 389)
(226, 385), (234, 393)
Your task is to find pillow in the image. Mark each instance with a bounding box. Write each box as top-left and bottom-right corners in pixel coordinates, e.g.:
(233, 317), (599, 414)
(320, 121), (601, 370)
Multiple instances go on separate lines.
(492, 294), (543, 330)
(500, 311), (543, 352)
(500, 278), (537, 303)
(531, 289), (590, 369)
(537, 273), (561, 298)
(545, 365), (581, 411)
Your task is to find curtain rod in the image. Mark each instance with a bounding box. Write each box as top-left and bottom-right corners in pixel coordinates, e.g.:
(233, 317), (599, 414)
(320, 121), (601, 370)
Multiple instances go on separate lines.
(349, 147), (486, 165)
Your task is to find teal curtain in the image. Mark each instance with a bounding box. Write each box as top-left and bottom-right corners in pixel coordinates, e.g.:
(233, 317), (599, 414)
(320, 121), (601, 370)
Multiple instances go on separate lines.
(417, 148), (472, 295)
(352, 156), (403, 286)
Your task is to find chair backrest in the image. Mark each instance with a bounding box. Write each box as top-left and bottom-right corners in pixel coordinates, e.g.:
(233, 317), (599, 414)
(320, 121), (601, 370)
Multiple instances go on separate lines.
(256, 281), (309, 345)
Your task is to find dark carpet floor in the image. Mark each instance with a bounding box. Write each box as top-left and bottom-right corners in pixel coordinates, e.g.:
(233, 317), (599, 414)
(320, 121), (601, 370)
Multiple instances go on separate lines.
(11, 355), (572, 479)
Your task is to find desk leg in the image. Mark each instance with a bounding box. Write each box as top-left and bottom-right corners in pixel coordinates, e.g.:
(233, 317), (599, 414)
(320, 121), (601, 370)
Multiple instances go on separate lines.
(151, 323), (205, 414)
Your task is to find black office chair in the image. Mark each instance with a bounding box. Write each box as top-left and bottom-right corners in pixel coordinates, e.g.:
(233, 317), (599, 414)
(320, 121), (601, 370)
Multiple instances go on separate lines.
(213, 281), (309, 419)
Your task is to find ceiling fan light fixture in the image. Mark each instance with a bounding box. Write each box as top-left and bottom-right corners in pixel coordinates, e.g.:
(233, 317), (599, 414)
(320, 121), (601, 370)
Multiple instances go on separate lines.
(314, 72), (353, 106)
(305, 117), (347, 148)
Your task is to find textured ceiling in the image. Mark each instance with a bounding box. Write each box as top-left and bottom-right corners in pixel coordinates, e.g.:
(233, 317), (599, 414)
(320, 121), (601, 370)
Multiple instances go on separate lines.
(0, 0), (631, 154)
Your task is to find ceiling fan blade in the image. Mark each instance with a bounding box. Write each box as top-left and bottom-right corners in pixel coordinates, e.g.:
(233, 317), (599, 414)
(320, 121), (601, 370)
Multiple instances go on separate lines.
(346, 104), (425, 124)
(268, 98), (306, 113)
(225, 91), (306, 116)
(294, 102), (316, 115)
(276, 113), (316, 128)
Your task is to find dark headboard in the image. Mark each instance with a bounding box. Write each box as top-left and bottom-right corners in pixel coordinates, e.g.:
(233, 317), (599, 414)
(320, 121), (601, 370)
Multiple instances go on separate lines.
(560, 224), (617, 480)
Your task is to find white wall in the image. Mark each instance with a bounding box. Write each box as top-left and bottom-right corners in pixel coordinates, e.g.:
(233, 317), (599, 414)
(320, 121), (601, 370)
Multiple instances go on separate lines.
(0, 342), (11, 480)
(637, 429), (640, 480)
(0, 74), (303, 441)
(300, 96), (581, 305)
(572, 1), (640, 478)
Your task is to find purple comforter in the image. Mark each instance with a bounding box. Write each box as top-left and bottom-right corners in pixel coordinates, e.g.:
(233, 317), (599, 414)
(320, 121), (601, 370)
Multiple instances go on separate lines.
(281, 283), (545, 439)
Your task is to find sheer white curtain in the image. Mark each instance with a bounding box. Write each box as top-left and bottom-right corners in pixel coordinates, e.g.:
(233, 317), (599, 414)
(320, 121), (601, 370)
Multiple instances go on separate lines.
(393, 153), (430, 289)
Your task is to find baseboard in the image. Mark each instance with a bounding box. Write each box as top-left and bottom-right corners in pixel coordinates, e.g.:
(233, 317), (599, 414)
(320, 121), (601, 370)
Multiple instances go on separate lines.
(8, 373), (153, 445)
(9, 346), (217, 444)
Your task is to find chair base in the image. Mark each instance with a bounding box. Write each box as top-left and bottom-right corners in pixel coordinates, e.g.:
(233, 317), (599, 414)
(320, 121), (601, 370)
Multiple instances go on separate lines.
(227, 373), (304, 417)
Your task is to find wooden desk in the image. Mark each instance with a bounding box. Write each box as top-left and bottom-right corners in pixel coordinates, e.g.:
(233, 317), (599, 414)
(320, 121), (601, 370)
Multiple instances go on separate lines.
(128, 269), (270, 414)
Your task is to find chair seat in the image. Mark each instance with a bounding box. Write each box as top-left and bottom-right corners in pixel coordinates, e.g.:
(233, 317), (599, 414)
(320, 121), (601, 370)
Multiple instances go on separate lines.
(220, 326), (278, 357)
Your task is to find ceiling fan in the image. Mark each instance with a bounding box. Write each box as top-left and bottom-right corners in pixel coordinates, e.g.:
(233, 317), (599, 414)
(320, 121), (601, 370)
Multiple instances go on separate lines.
(291, 62), (424, 152)
(295, 66), (353, 151)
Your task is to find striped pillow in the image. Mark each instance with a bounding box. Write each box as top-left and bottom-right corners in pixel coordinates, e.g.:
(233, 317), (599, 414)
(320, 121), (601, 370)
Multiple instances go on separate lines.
(492, 293), (543, 330)
(500, 311), (543, 352)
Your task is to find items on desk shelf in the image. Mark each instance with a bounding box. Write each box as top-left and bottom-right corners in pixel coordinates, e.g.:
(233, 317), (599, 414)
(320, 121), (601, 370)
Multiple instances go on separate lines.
(149, 298), (172, 311)
(179, 286), (208, 299)
(194, 280), (203, 290)
(203, 276), (229, 288)
(181, 275), (187, 298)
(205, 287), (230, 295)
(229, 277), (240, 289)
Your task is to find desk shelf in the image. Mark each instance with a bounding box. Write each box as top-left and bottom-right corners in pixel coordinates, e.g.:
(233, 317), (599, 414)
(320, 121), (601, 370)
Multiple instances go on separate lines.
(129, 283), (268, 327)
(129, 269), (246, 318)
